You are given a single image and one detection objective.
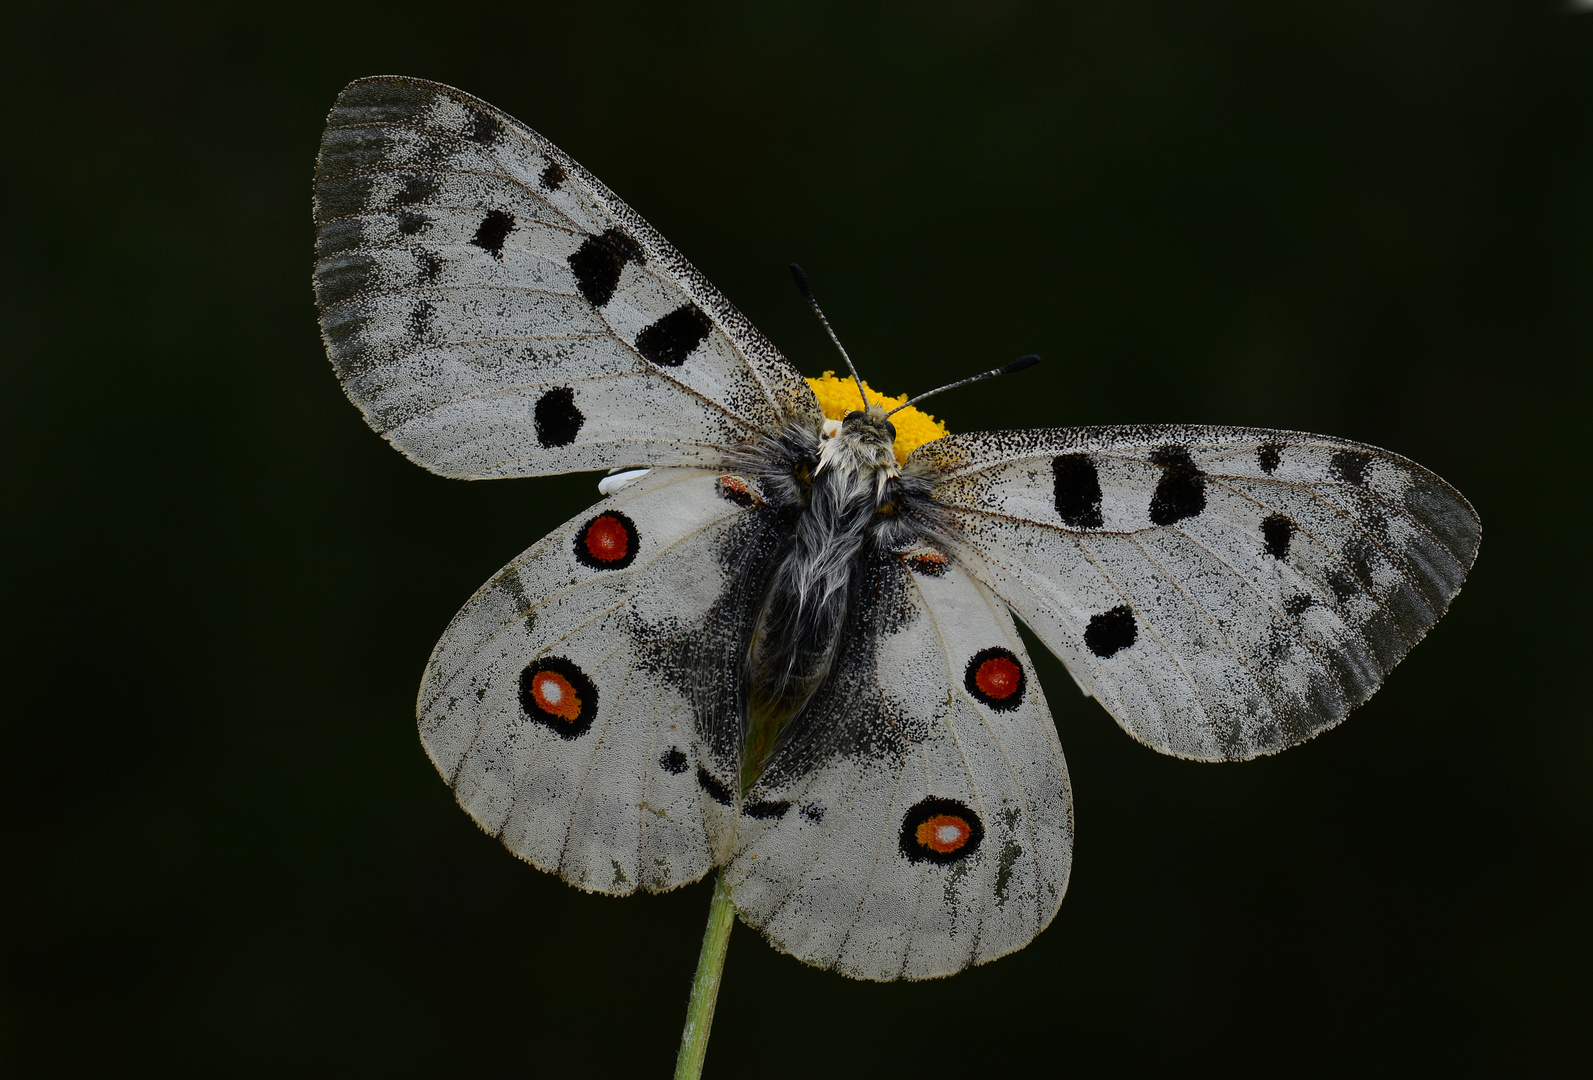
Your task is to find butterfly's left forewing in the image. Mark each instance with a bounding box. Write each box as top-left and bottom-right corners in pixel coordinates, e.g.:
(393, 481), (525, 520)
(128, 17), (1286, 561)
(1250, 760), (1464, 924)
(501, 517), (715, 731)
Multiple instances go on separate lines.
(726, 550), (1072, 981)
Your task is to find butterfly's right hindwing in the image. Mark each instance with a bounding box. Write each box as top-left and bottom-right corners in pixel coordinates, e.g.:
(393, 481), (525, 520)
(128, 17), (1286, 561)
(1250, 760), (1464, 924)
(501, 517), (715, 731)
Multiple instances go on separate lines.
(418, 469), (784, 894)
(313, 77), (819, 479)
(726, 550), (1072, 981)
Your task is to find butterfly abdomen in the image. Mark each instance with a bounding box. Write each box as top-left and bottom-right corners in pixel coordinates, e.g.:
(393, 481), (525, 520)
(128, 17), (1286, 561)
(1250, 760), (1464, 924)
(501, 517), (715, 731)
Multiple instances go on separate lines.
(739, 406), (950, 787)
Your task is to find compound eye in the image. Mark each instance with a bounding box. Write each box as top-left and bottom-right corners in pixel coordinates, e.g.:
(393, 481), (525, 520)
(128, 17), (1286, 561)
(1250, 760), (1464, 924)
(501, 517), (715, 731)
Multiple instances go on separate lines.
(843, 410), (863, 424)
(884, 420), (897, 441)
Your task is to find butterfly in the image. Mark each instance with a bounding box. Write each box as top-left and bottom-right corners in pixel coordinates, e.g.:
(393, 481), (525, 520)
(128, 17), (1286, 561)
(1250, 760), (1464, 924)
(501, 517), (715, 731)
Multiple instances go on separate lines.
(312, 76), (1480, 981)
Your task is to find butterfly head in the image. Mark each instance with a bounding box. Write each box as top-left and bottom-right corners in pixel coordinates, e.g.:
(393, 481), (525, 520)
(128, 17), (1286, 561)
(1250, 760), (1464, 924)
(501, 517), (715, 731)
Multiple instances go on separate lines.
(817, 402), (899, 488)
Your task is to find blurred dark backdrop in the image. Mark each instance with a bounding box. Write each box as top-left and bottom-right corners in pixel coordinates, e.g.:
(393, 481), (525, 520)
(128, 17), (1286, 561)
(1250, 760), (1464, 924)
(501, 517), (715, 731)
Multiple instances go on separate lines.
(4, 2), (1589, 1076)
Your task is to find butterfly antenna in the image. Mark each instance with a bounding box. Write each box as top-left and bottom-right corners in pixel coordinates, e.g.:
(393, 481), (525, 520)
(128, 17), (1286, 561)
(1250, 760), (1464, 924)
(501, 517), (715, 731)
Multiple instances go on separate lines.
(885, 355), (1041, 418)
(789, 263), (870, 407)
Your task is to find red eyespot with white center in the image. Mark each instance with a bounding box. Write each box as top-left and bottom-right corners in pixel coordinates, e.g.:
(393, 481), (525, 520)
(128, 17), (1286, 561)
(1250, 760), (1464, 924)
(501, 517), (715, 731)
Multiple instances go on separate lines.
(900, 797), (985, 865)
(574, 511), (639, 570)
(529, 671), (579, 721)
(518, 656), (598, 738)
(964, 646), (1026, 711)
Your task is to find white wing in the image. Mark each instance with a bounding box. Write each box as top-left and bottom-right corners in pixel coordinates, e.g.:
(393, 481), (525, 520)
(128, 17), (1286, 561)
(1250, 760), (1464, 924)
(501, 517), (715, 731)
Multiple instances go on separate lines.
(917, 426), (1480, 761)
(418, 469), (789, 893)
(313, 76), (818, 478)
(725, 548), (1072, 980)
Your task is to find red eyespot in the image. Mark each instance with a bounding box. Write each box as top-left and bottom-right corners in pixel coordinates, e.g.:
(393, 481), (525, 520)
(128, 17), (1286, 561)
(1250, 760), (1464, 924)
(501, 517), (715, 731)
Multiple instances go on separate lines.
(575, 512), (638, 569)
(965, 647), (1026, 710)
(900, 797), (985, 864)
(518, 657), (598, 739)
(975, 656), (1021, 699)
(583, 516), (628, 560)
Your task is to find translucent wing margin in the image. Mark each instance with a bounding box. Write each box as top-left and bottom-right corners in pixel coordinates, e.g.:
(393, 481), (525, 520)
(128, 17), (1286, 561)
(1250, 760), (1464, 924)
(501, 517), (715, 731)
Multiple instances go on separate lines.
(418, 469), (784, 893)
(726, 550), (1073, 980)
(916, 426), (1480, 761)
(313, 76), (818, 479)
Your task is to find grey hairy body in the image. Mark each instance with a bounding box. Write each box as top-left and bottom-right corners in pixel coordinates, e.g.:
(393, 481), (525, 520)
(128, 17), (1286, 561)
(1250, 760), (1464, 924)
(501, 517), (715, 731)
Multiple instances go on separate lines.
(729, 403), (951, 785)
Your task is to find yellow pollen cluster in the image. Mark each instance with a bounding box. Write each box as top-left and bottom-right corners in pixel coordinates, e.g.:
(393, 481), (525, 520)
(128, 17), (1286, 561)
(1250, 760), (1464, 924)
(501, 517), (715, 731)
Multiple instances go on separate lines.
(805, 372), (950, 464)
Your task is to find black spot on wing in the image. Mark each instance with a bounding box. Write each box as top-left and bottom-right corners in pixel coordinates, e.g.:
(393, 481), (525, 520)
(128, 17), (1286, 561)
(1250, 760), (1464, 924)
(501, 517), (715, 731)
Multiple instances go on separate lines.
(1085, 604), (1137, 658)
(410, 246), (441, 282)
(742, 799), (791, 820)
(1052, 453), (1103, 528)
(1344, 536), (1378, 590)
(539, 161), (566, 191)
(396, 210), (427, 236)
(1262, 514), (1294, 560)
(902, 549), (950, 576)
(1148, 445), (1207, 525)
(1331, 450), (1372, 486)
(534, 387), (583, 447)
(395, 173), (436, 206)
(1326, 569), (1359, 602)
(1284, 592), (1315, 616)
(659, 747), (688, 774)
(568, 227), (646, 307)
(470, 209), (514, 258)
(799, 802), (825, 825)
(464, 111), (503, 145)
(636, 304), (712, 367)
(696, 766), (733, 807)
(1258, 443), (1284, 475)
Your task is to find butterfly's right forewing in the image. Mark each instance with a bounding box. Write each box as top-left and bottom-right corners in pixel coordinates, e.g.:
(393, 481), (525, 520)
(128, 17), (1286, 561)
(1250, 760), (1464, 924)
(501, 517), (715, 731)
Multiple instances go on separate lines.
(920, 426), (1479, 761)
(313, 76), (818, 480)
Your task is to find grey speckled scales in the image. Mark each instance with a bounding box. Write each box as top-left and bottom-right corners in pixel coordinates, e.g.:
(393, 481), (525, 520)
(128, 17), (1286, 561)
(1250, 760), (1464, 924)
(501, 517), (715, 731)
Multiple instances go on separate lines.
(727, 551), (1071, 981)
(915, 426), (1480, 761)
(313, 76), (820, 478)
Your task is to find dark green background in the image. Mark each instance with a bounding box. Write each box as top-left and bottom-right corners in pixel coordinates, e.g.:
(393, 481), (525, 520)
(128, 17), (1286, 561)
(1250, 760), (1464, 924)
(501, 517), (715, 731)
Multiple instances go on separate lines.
(6, 2), (1589, 1075)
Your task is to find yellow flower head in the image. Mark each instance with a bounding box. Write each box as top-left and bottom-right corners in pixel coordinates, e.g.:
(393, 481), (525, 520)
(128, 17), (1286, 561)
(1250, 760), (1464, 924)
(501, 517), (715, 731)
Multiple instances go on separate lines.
(805, 371), (950, 465)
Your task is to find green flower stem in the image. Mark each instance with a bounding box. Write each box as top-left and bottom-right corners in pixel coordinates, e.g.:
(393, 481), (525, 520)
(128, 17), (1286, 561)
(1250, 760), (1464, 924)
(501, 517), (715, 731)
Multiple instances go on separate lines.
(674, 869), (736, 1080)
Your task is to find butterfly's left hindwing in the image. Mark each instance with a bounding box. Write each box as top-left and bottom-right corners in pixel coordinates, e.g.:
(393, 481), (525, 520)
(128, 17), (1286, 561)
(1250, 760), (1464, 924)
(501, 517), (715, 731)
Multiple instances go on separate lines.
(726, 550), (1072, 981)
(419, 468), (785, 894)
